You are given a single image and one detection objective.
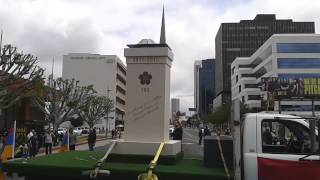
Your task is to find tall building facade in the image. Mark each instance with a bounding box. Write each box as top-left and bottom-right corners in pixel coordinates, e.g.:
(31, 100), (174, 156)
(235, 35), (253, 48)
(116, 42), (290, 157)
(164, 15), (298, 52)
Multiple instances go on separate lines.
(194, 61), (202, 115)
(194, 59), (215, 117)
(231, 34), (320, 116)
(171, 98), (180, 115)
(62, 53), (126, 131)
(215, 14), (315, 106)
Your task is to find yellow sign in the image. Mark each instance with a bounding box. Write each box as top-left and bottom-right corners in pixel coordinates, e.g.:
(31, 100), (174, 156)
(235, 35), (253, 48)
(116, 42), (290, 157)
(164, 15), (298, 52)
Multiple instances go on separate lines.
(304, 78), (320, 96)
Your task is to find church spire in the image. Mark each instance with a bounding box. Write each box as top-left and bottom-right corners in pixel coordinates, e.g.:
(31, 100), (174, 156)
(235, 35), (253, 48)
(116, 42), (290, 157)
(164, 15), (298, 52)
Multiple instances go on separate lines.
(160, 6), (166, 44)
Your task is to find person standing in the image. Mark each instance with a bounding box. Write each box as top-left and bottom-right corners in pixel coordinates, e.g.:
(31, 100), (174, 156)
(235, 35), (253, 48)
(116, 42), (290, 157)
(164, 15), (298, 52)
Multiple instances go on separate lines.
(88, 128), (96, 151)
(44, 129), (53, 155)
(172, 121), (183, 140)
(30, 132), (38, 157)
(111, 129), (115, 139)
(198, 128), (204, 145)
(69, 128), (77, 151)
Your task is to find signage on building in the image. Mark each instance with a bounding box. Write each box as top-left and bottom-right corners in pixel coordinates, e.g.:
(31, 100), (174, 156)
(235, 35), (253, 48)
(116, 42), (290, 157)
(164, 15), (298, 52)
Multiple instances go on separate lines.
(261, 77), (320, 98)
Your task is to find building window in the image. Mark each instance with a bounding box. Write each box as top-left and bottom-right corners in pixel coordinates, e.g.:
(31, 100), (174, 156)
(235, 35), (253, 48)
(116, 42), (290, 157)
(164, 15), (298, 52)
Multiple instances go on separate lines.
(248, 95), (260, 100)
(278, 73), (320, 79)
(242, 96), (245, 102)
(245, 84), (259, 88)
(117, 74), (126, 85)
(281, 105), (320, 111)
(236, 75), (238, 82)
(278, 58), (320, 68)
(239, 85), (241, 93)
(277, 43), (320, 53)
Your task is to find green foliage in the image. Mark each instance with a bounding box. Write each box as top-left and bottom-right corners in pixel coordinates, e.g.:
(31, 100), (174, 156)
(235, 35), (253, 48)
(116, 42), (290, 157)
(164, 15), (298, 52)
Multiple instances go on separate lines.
(205, 104), (231, 124)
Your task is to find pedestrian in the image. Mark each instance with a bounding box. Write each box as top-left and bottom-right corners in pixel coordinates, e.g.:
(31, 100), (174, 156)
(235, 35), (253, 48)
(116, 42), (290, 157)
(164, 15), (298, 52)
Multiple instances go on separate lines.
(172, 121), (183, 140)
(69, 128), (77, 151)
(111, 129), (115, 139)
(29, 132), (38, 157)
(118, 128), (122, 139)
(198, 128), (204, 145)
(44, 129), (53, 155)
(88, 128), (96, 151)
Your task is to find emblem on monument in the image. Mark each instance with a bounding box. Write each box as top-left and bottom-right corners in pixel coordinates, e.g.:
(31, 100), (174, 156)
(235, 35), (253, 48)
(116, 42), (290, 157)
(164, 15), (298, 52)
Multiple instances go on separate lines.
(139, 72), (152, 85)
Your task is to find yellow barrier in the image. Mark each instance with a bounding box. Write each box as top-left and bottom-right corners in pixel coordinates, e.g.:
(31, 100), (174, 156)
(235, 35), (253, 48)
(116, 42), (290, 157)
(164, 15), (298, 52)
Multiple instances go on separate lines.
(138, 142), (165, 180)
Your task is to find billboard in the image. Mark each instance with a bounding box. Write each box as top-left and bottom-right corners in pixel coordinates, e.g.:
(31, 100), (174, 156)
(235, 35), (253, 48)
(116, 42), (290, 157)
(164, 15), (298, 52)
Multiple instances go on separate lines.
(261, 77), (320, 98)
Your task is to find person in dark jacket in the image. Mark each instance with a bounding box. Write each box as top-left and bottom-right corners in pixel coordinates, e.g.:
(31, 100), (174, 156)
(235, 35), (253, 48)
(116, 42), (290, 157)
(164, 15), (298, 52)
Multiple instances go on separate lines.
(172, 121), (183, 140)
(88, 128), (96, 151)
(198, 128), (204, 145)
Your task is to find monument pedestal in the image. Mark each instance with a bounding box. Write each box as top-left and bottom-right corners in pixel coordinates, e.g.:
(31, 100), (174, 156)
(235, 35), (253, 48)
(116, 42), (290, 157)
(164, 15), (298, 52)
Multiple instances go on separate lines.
(112, 140), (181, 156)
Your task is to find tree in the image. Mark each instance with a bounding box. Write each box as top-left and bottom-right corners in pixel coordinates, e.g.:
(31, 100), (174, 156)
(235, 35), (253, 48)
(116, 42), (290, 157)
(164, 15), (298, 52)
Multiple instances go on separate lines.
(0, 44), (44, 109)
(70, 116), (84, 127)
(240, 101), (256, 118)
(79, 96), (114, 128)
(205, 104), (231, 124)
(34, 77), (96, 130)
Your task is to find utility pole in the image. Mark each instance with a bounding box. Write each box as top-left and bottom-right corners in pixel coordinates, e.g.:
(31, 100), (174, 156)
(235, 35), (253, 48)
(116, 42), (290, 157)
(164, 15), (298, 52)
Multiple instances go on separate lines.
(105, 86), (113, 136)
(311, 98), (316, 152)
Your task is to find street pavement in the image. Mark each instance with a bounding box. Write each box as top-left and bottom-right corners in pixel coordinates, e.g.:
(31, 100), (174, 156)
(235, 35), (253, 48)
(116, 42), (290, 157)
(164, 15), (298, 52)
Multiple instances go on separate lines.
(182, 127), (203, 158)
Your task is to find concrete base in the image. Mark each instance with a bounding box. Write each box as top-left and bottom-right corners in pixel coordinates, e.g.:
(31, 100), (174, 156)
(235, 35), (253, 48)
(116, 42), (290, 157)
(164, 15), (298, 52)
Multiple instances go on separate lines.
(111, 140), (181, 156)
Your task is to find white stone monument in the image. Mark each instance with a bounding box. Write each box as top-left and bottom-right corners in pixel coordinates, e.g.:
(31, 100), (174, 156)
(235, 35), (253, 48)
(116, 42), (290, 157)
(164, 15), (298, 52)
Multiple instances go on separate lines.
(112, 8), (181, 156)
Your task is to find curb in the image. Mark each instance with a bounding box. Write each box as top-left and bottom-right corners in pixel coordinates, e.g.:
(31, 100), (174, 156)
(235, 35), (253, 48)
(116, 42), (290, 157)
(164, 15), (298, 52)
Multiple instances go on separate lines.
(38, 137), (110, 154)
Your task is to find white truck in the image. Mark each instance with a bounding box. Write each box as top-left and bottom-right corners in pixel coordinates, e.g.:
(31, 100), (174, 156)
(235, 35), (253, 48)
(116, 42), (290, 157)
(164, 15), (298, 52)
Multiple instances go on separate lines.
(237, 113), (320, 180)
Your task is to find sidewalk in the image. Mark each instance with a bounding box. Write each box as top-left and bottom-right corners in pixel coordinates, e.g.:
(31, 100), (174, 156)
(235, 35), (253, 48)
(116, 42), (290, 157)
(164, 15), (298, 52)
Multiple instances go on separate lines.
(37, 135), (111, 154)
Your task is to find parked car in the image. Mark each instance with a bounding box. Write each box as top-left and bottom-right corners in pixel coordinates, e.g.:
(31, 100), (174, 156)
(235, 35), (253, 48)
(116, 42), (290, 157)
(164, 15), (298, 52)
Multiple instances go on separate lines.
(57, 127), (66, 135)
(73, 127), (82, 136)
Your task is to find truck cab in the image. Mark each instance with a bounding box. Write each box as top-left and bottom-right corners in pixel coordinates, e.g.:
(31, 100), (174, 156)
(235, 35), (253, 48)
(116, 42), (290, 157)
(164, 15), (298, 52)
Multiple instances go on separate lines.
(242, 113), (319, 180)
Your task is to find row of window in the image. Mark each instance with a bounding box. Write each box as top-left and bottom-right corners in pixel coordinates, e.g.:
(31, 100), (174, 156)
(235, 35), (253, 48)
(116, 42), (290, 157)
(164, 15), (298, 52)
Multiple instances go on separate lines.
(280, 105), (320, 111)
(278, 58), (320, 68)
(277, 43), (320, 53)
(278, 73), (320, 79)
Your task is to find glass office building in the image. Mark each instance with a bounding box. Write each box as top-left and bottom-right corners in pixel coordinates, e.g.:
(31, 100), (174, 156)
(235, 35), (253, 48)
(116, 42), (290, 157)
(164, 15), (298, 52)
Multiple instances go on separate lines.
(199, 59), (215, 117)
(215, 14), (315, 105)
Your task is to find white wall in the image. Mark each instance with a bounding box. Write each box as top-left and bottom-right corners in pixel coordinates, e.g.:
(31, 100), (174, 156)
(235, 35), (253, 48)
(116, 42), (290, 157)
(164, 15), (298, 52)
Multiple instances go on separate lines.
(62, 53), (121, 131)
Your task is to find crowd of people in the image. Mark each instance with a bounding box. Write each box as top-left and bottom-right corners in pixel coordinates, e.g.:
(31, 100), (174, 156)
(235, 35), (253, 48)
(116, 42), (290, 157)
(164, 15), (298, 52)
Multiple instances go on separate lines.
(14, 129), (65, 158)
(11, 127), (121, 157)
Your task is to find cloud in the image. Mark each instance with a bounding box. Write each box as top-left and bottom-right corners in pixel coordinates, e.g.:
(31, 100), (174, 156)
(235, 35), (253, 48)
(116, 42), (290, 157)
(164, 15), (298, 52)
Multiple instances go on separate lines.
(0, 0), (319, 113)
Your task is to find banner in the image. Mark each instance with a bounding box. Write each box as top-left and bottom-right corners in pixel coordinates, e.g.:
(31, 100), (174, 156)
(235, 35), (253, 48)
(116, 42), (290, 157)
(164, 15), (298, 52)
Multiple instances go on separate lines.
(258, 157), (320, 180)
(261, 77), (320, 98)
(0, 121), (16, 161)
(59, 130), (69, 153)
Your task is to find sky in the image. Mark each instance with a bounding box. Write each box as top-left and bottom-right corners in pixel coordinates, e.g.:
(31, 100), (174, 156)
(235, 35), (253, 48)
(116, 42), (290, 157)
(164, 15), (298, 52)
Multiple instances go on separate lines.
(1, 0), (320, 113)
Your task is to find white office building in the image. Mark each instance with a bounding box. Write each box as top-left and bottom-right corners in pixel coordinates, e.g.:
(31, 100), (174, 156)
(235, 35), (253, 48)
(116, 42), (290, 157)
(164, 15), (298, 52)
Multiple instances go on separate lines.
(63, 53), (126, 131)
(231, 34), (320, 116)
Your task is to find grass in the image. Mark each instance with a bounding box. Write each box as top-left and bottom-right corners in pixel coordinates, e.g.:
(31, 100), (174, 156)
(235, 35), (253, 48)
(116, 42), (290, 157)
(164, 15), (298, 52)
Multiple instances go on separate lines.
(2, 151), (227, 180)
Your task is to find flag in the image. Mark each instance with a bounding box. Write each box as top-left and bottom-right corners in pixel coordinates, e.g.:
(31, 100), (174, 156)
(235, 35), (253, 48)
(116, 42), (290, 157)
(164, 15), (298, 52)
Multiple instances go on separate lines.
(59, 129), (69, 153)
(1, 121), (16, 161)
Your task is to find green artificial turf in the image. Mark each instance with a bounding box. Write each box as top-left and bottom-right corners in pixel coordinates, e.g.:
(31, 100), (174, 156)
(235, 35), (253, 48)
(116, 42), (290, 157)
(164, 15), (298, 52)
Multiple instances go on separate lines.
(2, 151), (227, 180)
